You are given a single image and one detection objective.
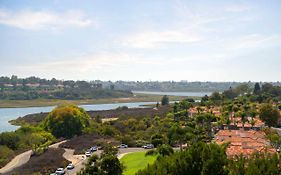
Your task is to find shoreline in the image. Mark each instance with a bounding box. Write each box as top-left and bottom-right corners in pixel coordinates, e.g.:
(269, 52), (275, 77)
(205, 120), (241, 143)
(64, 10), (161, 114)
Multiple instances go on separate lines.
(0, 94), (192, 108)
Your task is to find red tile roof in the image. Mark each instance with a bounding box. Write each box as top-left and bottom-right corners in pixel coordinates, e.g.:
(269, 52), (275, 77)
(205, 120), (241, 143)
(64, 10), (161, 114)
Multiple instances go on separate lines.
(214, 130), (276, 157)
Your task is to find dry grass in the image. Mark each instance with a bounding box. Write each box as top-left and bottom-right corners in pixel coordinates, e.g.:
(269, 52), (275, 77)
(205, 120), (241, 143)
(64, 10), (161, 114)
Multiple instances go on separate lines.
(6, 148), (70, 175)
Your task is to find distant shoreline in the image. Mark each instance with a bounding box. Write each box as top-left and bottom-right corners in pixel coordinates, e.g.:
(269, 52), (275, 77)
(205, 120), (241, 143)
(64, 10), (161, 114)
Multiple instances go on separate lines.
(0, 94), (191, 108)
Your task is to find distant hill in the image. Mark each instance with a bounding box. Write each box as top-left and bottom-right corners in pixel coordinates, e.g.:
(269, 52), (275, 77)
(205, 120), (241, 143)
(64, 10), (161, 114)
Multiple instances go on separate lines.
(0, 76), (132, 100)
(1, 76), (280, 100)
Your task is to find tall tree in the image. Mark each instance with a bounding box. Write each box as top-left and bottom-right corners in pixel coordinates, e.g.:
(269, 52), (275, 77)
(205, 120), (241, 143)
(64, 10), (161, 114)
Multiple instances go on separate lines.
(253, 83), (261, 95)
(259, 103), (280, 127)
(161, 95), (169, 106)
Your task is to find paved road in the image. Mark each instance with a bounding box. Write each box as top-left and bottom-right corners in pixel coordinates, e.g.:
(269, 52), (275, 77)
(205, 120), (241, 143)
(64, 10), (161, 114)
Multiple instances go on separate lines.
(0, 140), (67, 174)
(0, 141), (152, 175)
(64, 148), (145, 175)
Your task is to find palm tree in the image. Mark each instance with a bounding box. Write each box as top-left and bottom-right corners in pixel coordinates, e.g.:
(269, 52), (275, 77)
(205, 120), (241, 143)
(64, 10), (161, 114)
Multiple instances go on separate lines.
(196, 106), (203, 114)
(241, 111), (247, 130)
(250, 110), (257, 129)
(232, 105), (240, 125)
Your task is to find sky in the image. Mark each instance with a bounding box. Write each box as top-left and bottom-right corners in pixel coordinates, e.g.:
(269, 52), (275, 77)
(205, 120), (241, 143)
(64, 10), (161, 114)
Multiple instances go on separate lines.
(0, 0), (281, 82)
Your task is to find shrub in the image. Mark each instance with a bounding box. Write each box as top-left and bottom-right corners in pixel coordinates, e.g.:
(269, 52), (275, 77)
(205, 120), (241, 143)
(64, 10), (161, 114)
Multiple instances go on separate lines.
(145, 150), (157, 156)
(0, 132), (20, 150)
(0, 145), (14, 167)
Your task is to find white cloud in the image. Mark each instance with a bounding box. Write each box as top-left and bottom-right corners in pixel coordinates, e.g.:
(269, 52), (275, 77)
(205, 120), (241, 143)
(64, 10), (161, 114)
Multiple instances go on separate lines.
(0, 9), (94, 30)
(15, 52), (136, 76)
(119, 2), (243, 49)
(121, 30), (203, 48)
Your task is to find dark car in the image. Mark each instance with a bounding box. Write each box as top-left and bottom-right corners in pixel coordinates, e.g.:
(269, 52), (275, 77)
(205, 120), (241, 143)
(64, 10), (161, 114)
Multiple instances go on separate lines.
(89, 146), (97, 152)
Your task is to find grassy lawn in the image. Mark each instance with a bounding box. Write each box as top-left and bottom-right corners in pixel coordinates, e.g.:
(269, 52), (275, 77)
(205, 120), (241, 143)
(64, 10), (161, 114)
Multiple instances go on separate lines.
(121, 152), (157, 175)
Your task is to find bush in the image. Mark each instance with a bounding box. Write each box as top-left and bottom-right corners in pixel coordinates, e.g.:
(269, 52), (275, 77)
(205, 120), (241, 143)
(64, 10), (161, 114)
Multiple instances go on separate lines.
(157, 144), (174, 156)
(145, 150), (157, 156)
(137, 142), (228, 175)
(0, 145), (14, 167)
(0, 132), (20, 150)
(135, 140), (147, 147)
(151, 134), (165, 147)
(116, 106), (129, 110)
(120, 135), (135, 147)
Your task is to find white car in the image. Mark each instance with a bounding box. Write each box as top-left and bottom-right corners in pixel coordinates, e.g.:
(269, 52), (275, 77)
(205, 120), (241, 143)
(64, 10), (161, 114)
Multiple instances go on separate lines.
(85, 151), (91, 157)
(67, 163), (75, 170)
(55, 168), (65, 175)
(118, 144), (128, 148)
(143, 144), (154, 149)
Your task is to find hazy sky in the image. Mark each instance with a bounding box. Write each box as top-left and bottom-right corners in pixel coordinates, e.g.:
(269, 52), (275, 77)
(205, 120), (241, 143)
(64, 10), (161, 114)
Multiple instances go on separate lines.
(0, 0), (281, 81)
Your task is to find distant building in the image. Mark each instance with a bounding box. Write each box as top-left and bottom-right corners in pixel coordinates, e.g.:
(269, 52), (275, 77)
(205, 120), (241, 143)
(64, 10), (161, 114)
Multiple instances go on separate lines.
(25, 83), (40, 88)
(3, 84), (13, 87)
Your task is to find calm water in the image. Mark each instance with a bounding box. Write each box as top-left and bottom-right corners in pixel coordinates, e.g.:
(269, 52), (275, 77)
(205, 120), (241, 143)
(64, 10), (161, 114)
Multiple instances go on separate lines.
(0, 101), (157, 133)
(133, 91), (212, 97)
(0, 91), (209, 133)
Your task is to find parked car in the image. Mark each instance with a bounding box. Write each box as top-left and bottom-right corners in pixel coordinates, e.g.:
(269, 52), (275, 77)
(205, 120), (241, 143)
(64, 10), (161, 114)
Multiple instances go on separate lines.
(89, 146), (97, 152)
(67, 163), (75, 170)
(118, 144), (128, 148)
(143, 144), (154, 149)
(85, 151), (91, 157)
(55, 168), (65, 175)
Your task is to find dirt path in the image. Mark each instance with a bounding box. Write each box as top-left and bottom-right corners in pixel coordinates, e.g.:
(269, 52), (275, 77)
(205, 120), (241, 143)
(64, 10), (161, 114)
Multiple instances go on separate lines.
(0, 140), (67, 174)
(0, 150), (32, 174)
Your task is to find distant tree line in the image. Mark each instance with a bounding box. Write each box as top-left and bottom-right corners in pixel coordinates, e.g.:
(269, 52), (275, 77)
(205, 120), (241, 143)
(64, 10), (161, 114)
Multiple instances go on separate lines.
(203, 83), (281, 104)
(2, 75), (281, 93)
(0, 76), (132, 100)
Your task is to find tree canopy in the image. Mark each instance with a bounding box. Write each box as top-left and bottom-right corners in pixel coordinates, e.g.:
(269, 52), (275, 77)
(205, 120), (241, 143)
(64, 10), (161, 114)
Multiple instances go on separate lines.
(259, 103), (280, 127)
(161, 95), (169, 106)
(43, 105), (90, 138)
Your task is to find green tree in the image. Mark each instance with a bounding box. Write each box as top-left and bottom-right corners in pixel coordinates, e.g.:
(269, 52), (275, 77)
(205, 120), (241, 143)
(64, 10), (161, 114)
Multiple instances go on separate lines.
(0, 132), (20, 150)
(101, 144), (118, 158)
(259, 103), (280, 127)
(100, 155), (123, 175)
(210, 91), (222, 104)
(161, 95), (169, 106)
(223, 87), (238, 99)
(137, 142), (228, 175)
(228, 153), (281, 175)
(151, 134), (165, 147)
(78, 145), (124, 175)
(43, 105), (90, 138)
(168, 124), (187, 150)
(157, 144), (174, 156)
(253, 83), (261, 95)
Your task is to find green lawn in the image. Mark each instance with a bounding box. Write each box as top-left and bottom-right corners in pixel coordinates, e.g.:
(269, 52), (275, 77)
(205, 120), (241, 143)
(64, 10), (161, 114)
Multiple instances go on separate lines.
(120, 152), (157, 175)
